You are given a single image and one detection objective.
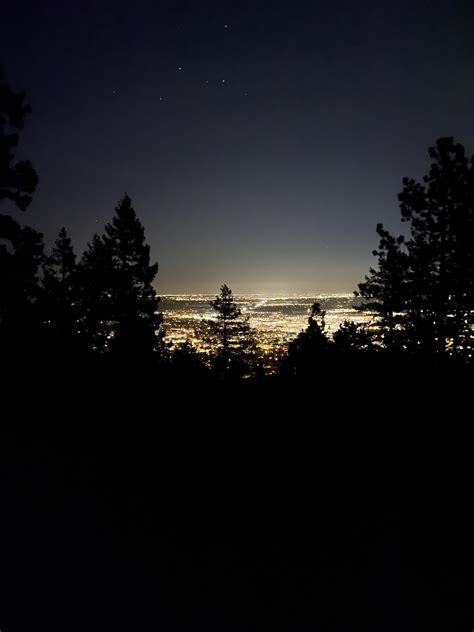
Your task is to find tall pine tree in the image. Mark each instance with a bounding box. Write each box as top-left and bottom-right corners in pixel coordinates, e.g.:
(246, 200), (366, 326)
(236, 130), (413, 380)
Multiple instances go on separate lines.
(358, 138), (474, 358)
(0, 77), (38, 211)
(356, 224), (408, 350)
(79, 195), (163, 356)
(398, 137), (474, 356)
(79, 233), (115, 353)
(41, 227), (80, 351)
(0, 76), (42, 351)
(208, 284), (258, 377)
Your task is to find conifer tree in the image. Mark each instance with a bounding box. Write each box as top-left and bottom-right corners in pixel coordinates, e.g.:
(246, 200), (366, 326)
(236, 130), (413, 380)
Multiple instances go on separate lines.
(210, 284), (241, 362)
(79, 233), (115, 352)
(359, 137), (474, 357)
(0, 77), (42, 349)
(0, 77), (38, 211)
(46, 227), (76, 282)
(398, 137), (474, 355)
(208, 284), (258, 376)
(79, 195), (163, 355)
(278, 302), (331, 377)
(41, 227), (80, 350)
(356, 224), (408, 349)
(332, 320), (373, 352)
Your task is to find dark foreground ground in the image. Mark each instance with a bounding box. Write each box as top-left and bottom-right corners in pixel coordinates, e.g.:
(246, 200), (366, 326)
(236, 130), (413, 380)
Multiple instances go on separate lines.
(1, 356), (473, 631)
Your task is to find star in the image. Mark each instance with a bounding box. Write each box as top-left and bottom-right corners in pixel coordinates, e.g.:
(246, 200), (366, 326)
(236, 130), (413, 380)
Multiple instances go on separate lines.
(222, 79), (226, 83)
(178, 66), (182, 71)
(224, 24), (228, 29)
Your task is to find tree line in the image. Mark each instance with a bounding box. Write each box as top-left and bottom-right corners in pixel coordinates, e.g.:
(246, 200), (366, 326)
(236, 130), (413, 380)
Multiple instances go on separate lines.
(1, 76), (473, 379)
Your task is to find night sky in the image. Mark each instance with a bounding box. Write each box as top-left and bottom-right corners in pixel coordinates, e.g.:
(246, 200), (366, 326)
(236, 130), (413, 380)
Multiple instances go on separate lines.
(3, 0), (474, 294)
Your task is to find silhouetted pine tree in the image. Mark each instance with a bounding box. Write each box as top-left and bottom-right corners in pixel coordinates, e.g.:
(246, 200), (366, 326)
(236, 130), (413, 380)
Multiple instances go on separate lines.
(332, 320), (374, 353)
(0, 76), (42, 351)
(210, 284), (241, 361)
(0, 220), (43, 328)
(208, 284), (258, 377)
(79, 195), (163, 356)
(360, 137), (474, 358)
(398, 137), (474, 356)
(46, 227), (76, 282)
(278, 302), (331, 377)
(0, 77), (38, 210)
(78, 233), (115, 353)
(40, 227), (81, 352)
(356, 224), (408, 349)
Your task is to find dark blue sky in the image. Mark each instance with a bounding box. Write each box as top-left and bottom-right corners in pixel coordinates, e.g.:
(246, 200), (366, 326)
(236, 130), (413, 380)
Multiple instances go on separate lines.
(3, 0), (474, 293)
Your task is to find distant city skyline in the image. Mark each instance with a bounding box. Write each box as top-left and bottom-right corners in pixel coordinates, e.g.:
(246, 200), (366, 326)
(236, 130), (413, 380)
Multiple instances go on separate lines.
(160, 293), (368, 359)
(156, 276), (365, 296)
(160, 292), (355, 297)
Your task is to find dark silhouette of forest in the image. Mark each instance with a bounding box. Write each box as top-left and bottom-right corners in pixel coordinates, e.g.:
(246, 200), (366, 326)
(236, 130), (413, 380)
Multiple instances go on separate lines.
(2, 76), (473, 386)
(2, 74), (473, 632)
